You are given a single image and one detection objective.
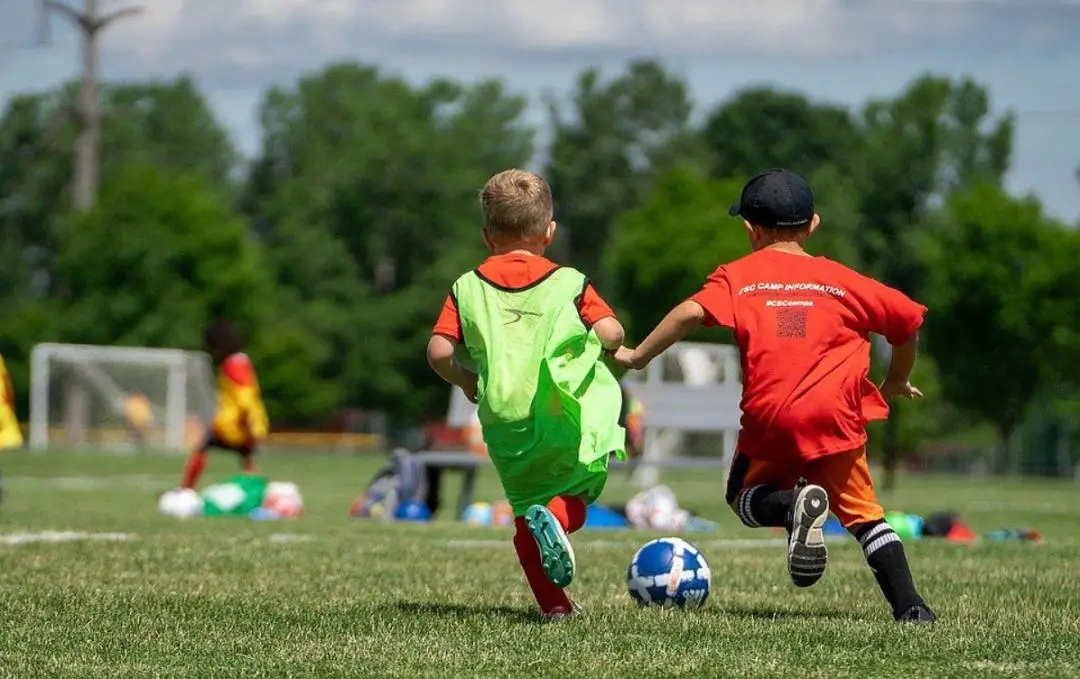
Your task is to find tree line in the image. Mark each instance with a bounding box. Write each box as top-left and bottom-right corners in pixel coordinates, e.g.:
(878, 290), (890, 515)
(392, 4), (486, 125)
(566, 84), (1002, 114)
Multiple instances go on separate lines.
(0, 60), (1077, 474)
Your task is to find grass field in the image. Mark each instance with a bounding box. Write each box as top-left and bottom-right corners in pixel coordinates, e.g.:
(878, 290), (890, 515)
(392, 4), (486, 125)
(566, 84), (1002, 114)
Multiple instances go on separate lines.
(1, 450), (1079, 678)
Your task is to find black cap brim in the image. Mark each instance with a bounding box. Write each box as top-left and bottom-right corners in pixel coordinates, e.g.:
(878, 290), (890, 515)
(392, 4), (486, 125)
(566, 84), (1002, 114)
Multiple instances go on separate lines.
(728, 203), (741, 217)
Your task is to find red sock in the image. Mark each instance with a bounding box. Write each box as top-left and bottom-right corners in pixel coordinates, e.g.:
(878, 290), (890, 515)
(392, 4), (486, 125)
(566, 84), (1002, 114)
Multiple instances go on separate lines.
(241, 453), (257, 474)
(181, 451), (207, 489)
(547, 495), (588, 534)
(513, 518), (571, 615)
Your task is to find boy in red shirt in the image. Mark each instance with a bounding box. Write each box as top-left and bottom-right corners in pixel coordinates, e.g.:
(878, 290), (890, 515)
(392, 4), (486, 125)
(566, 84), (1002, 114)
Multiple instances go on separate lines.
(615, 169), (936, 623)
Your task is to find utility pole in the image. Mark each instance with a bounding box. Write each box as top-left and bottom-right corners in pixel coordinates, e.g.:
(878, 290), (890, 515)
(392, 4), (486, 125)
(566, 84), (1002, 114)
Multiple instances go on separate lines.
(39, 0), (142, 211)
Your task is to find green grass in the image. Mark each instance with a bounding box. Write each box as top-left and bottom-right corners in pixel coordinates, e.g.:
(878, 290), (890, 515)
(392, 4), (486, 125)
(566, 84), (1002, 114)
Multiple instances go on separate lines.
(1, 450), (1079, 678)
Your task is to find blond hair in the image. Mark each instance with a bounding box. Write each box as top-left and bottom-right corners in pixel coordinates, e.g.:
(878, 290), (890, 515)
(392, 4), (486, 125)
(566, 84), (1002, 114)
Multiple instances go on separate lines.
(480, 169), (554, 242)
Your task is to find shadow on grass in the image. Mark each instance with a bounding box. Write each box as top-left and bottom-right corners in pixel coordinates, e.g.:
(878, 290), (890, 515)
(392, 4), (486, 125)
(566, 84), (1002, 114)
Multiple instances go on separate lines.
(387, 601), (538, 624)
(712, 605), (861, 621)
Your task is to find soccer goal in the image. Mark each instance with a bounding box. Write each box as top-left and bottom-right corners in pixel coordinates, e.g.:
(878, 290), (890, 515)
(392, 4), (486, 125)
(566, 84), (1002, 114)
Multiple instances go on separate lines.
(29, 343), (217, 453)
(620, 342), (742, 487)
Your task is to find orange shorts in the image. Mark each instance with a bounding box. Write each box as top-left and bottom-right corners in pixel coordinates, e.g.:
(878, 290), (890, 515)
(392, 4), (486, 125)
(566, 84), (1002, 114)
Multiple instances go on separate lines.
(725, 446), (884, 528)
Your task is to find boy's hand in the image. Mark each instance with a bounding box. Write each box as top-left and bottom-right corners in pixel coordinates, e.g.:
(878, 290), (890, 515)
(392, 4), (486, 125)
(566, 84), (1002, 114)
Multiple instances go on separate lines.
(613, 346), (643, 370)
(880, 379), (923, 400)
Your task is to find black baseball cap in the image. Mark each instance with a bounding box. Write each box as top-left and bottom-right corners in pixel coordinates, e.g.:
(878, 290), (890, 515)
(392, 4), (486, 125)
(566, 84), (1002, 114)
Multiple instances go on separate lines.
(728, 169), (815, 228)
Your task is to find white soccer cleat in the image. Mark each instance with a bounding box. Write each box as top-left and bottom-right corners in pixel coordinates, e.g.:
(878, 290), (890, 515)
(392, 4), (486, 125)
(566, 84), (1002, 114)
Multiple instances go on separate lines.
(787, 482), (829, 588)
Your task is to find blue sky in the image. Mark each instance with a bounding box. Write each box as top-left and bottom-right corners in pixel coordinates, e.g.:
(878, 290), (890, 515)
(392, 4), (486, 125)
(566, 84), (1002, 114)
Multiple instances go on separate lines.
(2, 0), (1079, 222)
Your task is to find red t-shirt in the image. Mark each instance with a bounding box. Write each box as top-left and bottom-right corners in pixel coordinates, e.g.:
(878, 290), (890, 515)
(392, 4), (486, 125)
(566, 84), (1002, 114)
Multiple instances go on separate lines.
(433, 254), (615, 341)
(690, 249), (927, 463)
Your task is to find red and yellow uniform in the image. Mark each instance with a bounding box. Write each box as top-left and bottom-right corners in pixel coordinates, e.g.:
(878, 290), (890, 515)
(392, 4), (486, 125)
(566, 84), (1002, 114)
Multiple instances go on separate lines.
(0, 355), (23, 449)
(691, 249), (926, 527)
(180, 353), (267, 489)
(210, 353), (268, 449)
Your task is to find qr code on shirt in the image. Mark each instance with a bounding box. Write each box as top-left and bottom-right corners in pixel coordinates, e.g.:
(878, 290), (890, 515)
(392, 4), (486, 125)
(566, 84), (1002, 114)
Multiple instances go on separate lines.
(776, 308), (807, 338)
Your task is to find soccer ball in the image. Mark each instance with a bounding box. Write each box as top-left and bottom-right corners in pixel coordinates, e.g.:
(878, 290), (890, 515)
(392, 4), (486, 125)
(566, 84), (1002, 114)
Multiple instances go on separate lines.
(262, 481), (303, 518)
(462, 501), (493, 526)
(157, 488), (204, 519)
(627, 537), (711, 608)
(395, 500), (432, 522)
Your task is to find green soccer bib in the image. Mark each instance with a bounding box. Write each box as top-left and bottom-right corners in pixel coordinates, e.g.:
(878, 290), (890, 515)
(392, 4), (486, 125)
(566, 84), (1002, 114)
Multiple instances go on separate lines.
(453, 266), (626, 515)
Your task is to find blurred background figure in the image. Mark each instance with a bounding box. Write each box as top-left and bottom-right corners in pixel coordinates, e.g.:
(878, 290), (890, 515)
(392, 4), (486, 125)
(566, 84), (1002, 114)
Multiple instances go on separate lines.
(0, 353), (23, 505)
(179, 320), (268, 490)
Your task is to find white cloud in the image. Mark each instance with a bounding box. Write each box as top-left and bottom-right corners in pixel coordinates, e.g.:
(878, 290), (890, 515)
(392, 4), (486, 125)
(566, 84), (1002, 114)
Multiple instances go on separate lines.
(1, 0), (1078, 219)
(94, 0), (1079, 83)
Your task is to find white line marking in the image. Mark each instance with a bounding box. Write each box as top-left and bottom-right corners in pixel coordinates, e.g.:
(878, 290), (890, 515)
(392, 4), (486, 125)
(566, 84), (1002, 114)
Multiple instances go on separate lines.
(267, 534), (312, 543)
(4, 475), (174, 491)
(0, 531), (135, 545)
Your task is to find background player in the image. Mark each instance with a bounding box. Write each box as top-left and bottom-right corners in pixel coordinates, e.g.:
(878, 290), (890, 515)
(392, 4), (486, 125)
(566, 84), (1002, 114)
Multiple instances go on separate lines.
(427, 169), (626, 619)
(615, 169), (936, 623)
(0, 353), (23, 504)
(180, 320), (269, 490)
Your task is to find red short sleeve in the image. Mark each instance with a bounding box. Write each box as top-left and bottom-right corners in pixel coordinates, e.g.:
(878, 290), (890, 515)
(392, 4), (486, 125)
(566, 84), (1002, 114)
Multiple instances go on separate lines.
(222, 354), (256, 387)
(855, 277), (927, 345)
(578, 283), (615, 327)
(690, 266), (736, 328)
(432, 293), (462, 343)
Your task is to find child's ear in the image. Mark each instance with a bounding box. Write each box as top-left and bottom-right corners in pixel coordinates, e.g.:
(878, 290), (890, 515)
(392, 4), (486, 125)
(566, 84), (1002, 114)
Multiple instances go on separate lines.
(808, 213), (821, 236)
(545, 220), (557, 244)
(742, 220), (759, 247)
(482, 227), (495, 251)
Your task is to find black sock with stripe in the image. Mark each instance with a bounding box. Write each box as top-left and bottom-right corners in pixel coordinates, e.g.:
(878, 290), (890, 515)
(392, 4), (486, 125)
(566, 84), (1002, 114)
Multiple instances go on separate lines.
(854, 520), (924, 617)
(732, 485), (793, 528)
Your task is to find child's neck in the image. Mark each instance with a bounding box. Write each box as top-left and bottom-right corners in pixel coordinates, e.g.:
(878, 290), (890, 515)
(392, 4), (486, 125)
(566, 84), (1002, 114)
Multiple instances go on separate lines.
(762, 241), (811, 257)
(492, 244), (546, 257)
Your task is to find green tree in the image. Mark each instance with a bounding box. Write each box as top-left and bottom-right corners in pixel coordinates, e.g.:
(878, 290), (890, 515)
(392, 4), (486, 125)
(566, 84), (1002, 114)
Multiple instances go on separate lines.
(802, 164), (865, 268)
(855, 75), (1013, 293)
(854, 74), (1013, 487)
(245, 63), (533, 420)
(702, 87), (860, 179)
(919, 183), (1075, 474)
(545, 60), (702, 281)
(607, 168), (748, 338)
(49, 165), (331, 422)
(0, 76), (237, 305)
(53, 165), (269, 347)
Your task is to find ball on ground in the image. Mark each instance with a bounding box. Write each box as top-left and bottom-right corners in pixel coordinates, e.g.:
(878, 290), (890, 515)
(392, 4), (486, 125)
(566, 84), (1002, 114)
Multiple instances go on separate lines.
(157, 488), (204, 519)
(627, 537), (711, 608)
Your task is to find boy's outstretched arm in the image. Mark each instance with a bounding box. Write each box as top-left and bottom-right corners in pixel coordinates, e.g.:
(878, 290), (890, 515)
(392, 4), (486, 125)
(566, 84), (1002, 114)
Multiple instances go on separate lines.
(427, 335), (479, 402)
(880, 334), (922, 400)
(593, 316), (625, 353)
(616, 300), (706, 370)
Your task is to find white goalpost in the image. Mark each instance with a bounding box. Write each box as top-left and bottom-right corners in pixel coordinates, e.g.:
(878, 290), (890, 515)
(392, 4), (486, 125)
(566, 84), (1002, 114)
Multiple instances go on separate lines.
(29, 343), (217, 453)
(620, 342), (742, 487)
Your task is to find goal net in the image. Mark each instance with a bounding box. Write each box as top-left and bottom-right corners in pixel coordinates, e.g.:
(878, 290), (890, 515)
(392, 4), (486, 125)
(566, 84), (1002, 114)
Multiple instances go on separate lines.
(29, 343), (217, 453)
(620, 342), (742, 487)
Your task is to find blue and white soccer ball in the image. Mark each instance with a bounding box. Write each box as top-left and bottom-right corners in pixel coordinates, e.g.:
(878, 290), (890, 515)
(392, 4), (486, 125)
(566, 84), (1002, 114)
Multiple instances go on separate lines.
(627, 537), (711, 608)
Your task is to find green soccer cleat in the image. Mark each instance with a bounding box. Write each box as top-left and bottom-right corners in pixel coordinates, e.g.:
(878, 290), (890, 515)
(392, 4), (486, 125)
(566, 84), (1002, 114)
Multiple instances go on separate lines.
(525, 505), (576, 588)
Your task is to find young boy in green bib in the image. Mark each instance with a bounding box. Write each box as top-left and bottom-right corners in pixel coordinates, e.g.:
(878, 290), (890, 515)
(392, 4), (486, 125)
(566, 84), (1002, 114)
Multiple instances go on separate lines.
(427, 169), (627, 619)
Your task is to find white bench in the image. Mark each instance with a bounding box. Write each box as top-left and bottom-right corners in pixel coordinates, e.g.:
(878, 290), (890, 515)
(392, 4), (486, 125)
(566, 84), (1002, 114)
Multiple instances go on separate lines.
(621, 342), (742, 487)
